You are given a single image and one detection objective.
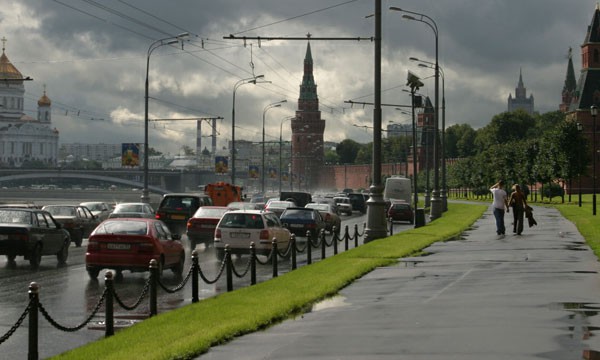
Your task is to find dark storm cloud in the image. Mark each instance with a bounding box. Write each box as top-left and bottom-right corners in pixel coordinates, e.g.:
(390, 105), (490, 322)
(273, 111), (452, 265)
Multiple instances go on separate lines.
(2, 0), (597, 153)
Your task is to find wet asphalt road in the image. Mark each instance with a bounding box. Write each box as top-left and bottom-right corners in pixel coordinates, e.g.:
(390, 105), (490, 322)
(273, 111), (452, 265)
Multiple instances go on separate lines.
(0, 210), (405, 359)
(198, 205), (600, 360)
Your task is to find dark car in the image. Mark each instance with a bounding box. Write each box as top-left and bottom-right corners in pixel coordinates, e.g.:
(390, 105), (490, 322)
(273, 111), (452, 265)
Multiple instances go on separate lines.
(280, 191), (312, 208)
(186, 206), (230, 250)
(280, 207), (326, 240)
(155, 193), (213, 235)
(347, 193), (367, 214)
(42, 205), (100, 247)
(85, 218), (185, 279)
(0, 208), (70, 269)
(387, 201), (414, 224)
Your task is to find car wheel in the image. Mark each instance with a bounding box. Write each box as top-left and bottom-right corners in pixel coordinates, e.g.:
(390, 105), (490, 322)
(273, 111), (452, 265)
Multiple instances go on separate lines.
(87, 267), (100, 279)
(172, 252), (185, 276)
(29, 244), (42, 269)
(6, 253), (16, 263)
(56, 241), (69, 265)
(189, 238), (196, 251)
(216, 248), (225, 261)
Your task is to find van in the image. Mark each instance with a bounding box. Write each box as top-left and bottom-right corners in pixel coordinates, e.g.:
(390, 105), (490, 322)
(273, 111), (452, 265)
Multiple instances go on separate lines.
(155, 193), (213, 234)
(384, 176), (412, 203)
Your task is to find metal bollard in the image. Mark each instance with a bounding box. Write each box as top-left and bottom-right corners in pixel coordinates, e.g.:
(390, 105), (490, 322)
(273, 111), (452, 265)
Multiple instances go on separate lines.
(306, 231), (312, 265)
(250, 242), (256, 285)
(104, 272), (114, 337)
(389, 218), (394, 235)
(149, 259), (158, 316)
(333, 228), (338, 255)
(191, 251), (199, 303)
(28, 282), (39, 360)
(354, 224), (359, 247)
(291, 235), (297, 270)
(344, 225), (350, 250)
(321, 230), (326, 260)
(272, 239), (278, 278)
(225, 245), (233, 292)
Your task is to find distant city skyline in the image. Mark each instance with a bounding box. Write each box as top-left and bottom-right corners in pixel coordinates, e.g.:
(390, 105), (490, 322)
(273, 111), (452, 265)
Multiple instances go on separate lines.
(0, 1), (595, 154)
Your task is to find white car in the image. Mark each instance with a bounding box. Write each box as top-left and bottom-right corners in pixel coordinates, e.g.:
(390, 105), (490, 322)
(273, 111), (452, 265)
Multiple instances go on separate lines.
(80, 201), (112, 222)
(214, 210), (291, 259)
(333, 196), (353, 216)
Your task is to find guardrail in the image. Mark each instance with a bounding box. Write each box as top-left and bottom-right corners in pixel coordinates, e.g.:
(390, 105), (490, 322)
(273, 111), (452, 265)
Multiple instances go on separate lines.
(0, 223), (366, 360)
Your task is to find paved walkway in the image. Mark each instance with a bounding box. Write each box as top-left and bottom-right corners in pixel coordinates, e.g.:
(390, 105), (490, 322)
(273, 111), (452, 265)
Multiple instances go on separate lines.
(198, 205), (600, 359)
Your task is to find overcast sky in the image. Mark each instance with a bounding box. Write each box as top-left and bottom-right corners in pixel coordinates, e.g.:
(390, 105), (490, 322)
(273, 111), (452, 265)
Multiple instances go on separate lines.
(0, 0), (595, 155)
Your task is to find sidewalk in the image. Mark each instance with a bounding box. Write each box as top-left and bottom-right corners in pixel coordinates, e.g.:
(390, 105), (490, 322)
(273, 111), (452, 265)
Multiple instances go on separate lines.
(198, 205), (600, 359)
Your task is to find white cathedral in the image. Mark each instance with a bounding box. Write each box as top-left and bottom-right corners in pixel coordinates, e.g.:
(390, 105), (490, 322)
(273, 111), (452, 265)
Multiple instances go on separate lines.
(0, 38), (59, 167)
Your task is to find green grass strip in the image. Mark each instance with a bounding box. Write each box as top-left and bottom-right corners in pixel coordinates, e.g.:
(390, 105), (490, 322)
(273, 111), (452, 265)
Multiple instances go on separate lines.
(52, 203), (486, 360)
(554, 202), (600, 259)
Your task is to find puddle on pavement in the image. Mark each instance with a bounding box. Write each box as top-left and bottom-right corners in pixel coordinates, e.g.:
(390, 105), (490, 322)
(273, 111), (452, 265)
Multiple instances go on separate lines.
(549, 302), (600, 356)
(564, 244), (588, 251)
(311, 295), (349, 312)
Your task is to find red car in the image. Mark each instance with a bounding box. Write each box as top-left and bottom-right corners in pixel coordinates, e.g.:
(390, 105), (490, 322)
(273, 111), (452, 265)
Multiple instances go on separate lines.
(186, 206), (230, 250)
(387, 201), (414, 224)
(85, 218), (185, 279)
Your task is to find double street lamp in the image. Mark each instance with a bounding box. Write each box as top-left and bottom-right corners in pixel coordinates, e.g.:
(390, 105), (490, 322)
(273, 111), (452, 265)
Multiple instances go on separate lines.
(391, 7), (442, 220)
(142, 33), (189, 204)
(231, 75), (264, 185)
(262, 100), (286, 194)
(411, 57), (447, 211)
(279, 116), (294, 194)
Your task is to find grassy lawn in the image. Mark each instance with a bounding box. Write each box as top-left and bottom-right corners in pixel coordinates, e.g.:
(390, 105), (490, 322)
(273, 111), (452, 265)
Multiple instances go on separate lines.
(52, 203), (487, 360)
(553, 197), (600, 258)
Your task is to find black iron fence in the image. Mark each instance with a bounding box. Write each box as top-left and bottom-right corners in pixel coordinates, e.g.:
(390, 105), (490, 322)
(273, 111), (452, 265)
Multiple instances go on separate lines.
(0, 223), (366, 360)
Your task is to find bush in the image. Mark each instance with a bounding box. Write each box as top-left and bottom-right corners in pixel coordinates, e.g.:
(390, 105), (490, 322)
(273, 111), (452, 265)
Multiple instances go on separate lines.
(542, 183), (564, 198)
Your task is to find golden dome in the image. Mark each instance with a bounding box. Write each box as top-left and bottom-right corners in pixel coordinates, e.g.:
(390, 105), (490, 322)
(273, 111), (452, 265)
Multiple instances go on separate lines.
(0, 51), (23, 80)
(38, 90), (51, 107)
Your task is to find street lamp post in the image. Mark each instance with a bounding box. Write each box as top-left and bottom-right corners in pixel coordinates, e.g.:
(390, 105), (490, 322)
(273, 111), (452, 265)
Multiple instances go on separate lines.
(231, 75), (264, 186)
(577, 122), (583, 207)
(142, 33), (189, 204)
(591, 105), (597, 215)
(262, 100), (286, 194)
(279, 116), (294, 194)
(391, 7), (442, 220)
(406, 72), (424, 227)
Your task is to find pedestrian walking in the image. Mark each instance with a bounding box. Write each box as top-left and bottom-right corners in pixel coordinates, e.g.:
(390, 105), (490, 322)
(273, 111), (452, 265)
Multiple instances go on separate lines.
(508, 184), (528, 235)
(490, 180), (509, 236)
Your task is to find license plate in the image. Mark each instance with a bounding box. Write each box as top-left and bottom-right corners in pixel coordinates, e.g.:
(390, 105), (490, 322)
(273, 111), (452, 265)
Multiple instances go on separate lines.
(0, 234), (7, 240)
(107, 243), (131, 250)
(171, 214), (186, 220)
(290, 224), (304, 228)
(230, 232), (250, 239)
(201, 224), (216, 229)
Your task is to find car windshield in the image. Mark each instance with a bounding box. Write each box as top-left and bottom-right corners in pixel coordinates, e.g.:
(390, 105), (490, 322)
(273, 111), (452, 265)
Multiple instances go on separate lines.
(45, 206), (76, 216)
(283, 209), (314, 219)
(220, 213), (264, 229)
(307, 204), (328, 212)
(194, 207), (228, 218)
(115, 204), (144, 213)
(0, 210), (32, 225)
(94, 220), (148, 235)
(82, 203), (103, 211)
(393, 203), (410, 210)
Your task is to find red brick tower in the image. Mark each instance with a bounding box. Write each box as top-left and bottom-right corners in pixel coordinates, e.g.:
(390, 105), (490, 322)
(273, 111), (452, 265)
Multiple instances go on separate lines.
(291, 42), (325, 191)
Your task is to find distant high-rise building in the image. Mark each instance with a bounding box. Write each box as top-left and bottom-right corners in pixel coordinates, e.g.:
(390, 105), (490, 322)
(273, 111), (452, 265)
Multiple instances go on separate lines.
(291, 41), (325, 190)
(507, 69), (535, 114)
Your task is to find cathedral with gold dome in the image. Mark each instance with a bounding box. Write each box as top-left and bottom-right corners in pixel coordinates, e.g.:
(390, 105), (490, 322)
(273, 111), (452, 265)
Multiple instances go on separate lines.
(0, 37), (59, 167)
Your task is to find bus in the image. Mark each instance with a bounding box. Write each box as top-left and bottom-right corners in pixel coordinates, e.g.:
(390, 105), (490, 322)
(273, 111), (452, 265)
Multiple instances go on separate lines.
(203, 182), (243, 206)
